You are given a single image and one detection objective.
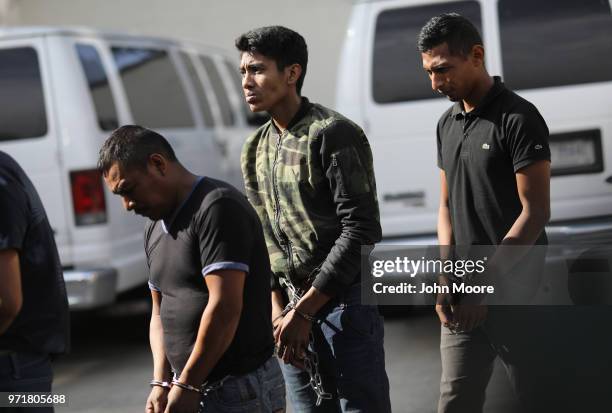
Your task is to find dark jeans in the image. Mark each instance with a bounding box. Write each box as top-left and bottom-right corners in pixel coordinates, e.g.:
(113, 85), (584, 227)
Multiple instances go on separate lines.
(199, 356), (285, 413)
(0, 352), (53, 413)
(281, 283), (391, 413)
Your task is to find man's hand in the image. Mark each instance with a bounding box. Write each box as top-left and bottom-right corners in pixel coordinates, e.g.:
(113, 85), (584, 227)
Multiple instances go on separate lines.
(275, 309), (311, 369)
(435, 291), (454, 328)
(145, 386), (169, 413)
(450, 304), (488, 332)
(164, 386), (201, 413)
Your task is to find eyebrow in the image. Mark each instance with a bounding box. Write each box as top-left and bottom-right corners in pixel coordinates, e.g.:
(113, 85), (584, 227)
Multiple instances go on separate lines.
(242, 63), (265, 71)
(424, 63), (449, 71)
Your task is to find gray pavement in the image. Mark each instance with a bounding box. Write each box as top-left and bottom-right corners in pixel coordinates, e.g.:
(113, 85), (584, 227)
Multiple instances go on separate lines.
(53, 296), (522, 413)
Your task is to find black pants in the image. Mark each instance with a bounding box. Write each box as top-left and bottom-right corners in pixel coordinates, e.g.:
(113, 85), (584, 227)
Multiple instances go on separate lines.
(0, 352), (53, 413)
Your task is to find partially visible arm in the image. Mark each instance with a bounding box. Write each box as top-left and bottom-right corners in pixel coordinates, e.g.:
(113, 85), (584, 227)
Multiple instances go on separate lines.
(502, 160), (551, 245)
(0, 249), (22, 335)
(435, 170), (454, 326)
(437, 169), (453, 246)
(149, 290), (171, 382)
(146, 289), (171, 413)
(487, 160), (551, 273)
(178, 269), (246, 386)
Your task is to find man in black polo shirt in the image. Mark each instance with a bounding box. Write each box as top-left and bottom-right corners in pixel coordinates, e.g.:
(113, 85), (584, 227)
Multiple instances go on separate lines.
(99, 126), (284, 413)
(418, 14), (553, 413)
(0, 151), (70, 412)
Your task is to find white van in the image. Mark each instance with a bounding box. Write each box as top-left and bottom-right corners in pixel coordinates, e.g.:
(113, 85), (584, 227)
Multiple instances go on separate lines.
(336, 0), (612, 252)
(0, 27), (261, 309)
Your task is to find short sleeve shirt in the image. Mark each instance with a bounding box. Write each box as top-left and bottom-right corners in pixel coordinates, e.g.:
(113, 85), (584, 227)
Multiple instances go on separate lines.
(437, 77), (551, 245)
(0, 151), (70, 355)
(144, 177), (274, 380)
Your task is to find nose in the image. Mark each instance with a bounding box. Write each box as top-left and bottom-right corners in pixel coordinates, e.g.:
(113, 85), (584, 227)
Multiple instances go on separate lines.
(242, 71), (254, 90)
(431, 72), (444, 92)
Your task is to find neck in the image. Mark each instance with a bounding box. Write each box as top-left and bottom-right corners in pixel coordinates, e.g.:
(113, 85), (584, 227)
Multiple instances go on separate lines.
(463, 74), (494, 113)
(165, 167), (199, 221)
(270, 93), (302, 132)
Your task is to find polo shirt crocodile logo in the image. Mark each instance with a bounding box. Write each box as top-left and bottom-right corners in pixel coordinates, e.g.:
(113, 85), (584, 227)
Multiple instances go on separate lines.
(482, 143), (490, 150)
(535, 144), (543, 150)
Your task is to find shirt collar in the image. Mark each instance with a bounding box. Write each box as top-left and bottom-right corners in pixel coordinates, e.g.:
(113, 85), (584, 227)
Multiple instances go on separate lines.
(271, 97), (312, 135)
(451, 76), (505, 119)
(161, 176), (205, 233)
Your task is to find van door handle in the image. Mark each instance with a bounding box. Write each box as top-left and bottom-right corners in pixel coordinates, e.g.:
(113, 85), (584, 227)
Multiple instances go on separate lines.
(605, 176), (612, 184)
(383, 191), (425, 205)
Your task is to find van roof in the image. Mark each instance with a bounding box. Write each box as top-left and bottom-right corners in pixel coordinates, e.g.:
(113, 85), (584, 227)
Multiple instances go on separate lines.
(0, 26), (230, 55)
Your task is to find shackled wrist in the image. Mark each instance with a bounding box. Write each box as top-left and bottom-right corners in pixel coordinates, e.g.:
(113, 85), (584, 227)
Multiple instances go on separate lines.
(171, 379), (202, 394)
(289, 302), (316, 322)
(150, 379), (171, 390)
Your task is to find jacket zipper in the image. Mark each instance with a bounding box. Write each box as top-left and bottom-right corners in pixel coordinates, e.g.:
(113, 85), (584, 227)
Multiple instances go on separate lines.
(271, 131), (295, 280)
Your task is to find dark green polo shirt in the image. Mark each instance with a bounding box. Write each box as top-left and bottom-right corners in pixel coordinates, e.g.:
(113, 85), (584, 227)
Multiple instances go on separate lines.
(437, 77), (551, 246)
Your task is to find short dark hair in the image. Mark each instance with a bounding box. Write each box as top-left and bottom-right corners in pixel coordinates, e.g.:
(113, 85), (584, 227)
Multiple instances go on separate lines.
(417, 13), (482, 57)
(235, 26), (308, 95)
(97, 125), (177, 175)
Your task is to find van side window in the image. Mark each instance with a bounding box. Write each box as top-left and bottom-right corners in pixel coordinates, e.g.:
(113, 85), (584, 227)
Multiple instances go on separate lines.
(179, 52), (215, 127)
(499, 0), (612, 90)
(111, 47), (194, 128)
(200, 55), (235, 126)
(0, 47), (47, 140)
(372, 1), (482, 104)
(223, 59), (269, 126)
(76, 44), (119, 131)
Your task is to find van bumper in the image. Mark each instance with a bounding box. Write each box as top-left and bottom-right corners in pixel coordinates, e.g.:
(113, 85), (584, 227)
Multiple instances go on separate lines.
(63, 268), (118, 310)
(378, 216), (612, 256)
(547, 215), (612, 247)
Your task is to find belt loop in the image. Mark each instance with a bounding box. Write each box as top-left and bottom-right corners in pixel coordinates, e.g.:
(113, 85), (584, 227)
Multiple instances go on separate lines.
(9, 353), (20, 380)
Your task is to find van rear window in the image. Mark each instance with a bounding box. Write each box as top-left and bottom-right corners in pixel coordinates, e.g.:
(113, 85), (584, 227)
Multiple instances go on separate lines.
(76, 44), (119, 131)
(0, 47), (47, 141)
(499, 0), (612, 90)
(200, 55), (235, 126)
(372, 1), (482, 104)
(112, 47), (194, 128)
(179, 52), (215, 127)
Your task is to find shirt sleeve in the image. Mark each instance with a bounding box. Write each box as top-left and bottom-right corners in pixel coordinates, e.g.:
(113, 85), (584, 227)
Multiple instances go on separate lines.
(196, 197), (252, 277)
(143, 221), (160, 291)
(312, 120), (382, 296)
(505, 105), (551, 172)
(436, 121), (444, 170)
(0, 183), (28, 252)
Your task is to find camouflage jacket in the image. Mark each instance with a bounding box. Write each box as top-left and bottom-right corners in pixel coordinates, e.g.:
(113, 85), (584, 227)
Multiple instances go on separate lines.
(241, 98), (381, 296)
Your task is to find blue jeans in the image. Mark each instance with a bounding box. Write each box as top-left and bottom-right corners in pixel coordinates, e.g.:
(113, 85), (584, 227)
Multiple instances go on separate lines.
(0, 352), (54, 413)
(281, 284), (391, 413)
(199, 356), (285, 412)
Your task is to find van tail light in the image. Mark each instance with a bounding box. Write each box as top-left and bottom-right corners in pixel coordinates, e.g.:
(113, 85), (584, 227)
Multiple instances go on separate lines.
(70, 169), (107, 226)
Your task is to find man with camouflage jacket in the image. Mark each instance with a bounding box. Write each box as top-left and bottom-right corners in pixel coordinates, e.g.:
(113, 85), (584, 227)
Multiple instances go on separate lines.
(236, 26), (391, 412)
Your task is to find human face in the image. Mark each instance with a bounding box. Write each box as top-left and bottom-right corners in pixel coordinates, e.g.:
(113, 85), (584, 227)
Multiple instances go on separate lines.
(239, 51), (294, 113)
(421, 43), (477, 102)
(103, 161), (170, 221)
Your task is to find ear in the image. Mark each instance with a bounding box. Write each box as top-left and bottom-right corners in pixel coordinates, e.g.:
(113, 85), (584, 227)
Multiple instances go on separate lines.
(470, 45), (485, 67)
(285, 63), (302, 87)
(148, 153), (168, 177)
